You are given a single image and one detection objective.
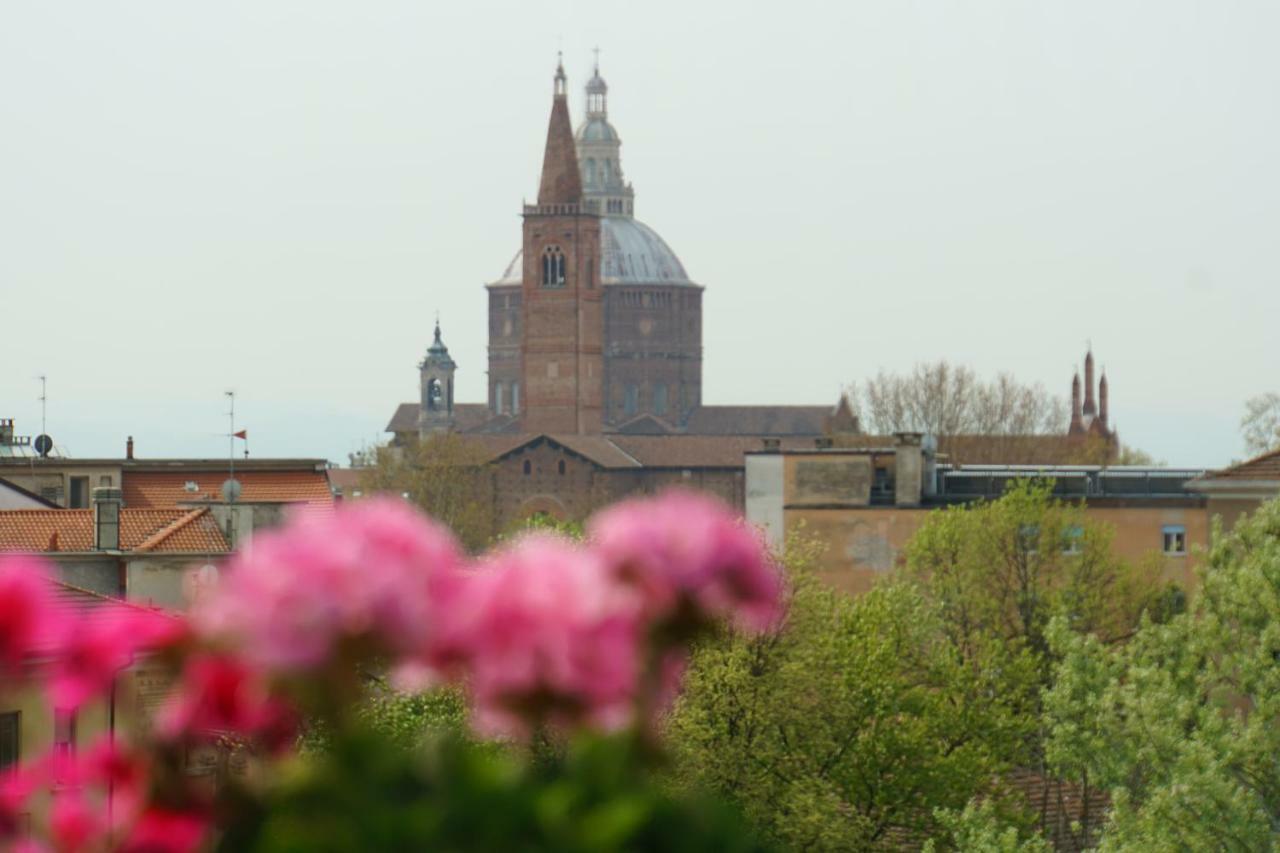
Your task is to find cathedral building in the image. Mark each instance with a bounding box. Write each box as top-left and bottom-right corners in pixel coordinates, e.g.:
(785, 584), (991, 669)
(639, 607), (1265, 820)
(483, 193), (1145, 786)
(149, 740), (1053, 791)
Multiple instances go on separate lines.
(385, 58), (844, 525)
(383, 61), (1120, 528)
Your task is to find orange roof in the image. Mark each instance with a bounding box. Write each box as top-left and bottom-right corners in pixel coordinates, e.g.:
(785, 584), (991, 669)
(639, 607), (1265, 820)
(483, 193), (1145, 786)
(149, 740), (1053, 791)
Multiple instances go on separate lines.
(1210, 447), (1280, 481)
(0, 508), (228, 554)
(123, 470), (333, 508)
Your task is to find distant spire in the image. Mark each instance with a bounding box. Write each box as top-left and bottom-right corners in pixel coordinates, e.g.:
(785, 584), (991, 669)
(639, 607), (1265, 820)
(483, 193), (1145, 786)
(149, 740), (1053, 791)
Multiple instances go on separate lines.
(1099, 369), (1109, 429)
(554, 51), (567, 97)
(1082, 348), (1097, 417)
(538, 58), (584, 205)
(1069, 371), (1084, 434)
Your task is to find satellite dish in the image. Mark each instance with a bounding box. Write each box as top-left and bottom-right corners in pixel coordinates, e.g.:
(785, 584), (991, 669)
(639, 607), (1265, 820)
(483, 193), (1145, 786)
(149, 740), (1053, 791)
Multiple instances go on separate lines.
(221, 478), (242, 503)
(33, 434), (53, 457)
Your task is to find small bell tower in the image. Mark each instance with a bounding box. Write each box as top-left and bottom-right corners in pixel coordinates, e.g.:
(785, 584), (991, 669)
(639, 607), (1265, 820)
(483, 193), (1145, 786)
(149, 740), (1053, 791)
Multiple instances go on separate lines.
(418, 319), (457, 436)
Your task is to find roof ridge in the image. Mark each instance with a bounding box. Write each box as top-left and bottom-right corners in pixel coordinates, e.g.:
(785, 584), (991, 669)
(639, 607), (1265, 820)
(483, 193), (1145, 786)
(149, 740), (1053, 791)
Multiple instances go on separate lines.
(52, 580), (180, 617)
(133, 507), (208, 553)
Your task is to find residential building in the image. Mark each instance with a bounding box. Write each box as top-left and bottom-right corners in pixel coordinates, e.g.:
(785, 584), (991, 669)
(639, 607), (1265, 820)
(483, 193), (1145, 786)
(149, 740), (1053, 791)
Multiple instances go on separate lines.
(746, 438), (1208, 595)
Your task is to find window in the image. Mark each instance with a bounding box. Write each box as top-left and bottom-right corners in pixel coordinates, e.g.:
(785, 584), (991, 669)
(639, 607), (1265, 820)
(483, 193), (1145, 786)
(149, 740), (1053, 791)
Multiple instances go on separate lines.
(558, 460), (566, 476)
(0, 712), (18, 770)
(69, 476), (89, 509)
(541, 245), (566, 287)
(511, 382), (520, 415)
(1061, 525), (1084, 555)
(494, 382), (505, 415)
(585, 158), (597, 185)
(654, 384), (668, 416)
(1162, 525), (1187, 555)
(624, 384), (639, 417)
(522, 460), (532, 476)
(425, 378), (444, 411)
(54, 708), (75, 760)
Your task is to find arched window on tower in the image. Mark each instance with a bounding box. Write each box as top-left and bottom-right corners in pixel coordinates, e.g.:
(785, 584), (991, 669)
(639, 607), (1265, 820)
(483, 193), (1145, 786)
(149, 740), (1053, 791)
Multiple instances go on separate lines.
(511, 381), (520, 415)
(603, 159), (613, 183)
(494, 381), (505, 415)
(426, 378), (443, 411)
(624, 384), (639, 417)
(541, 245), (566, 287)
(585, 158), (597, 186)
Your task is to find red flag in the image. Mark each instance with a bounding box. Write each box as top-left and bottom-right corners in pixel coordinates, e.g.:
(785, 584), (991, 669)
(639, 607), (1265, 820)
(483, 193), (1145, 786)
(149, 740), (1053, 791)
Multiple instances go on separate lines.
(233, 430), (248, 440)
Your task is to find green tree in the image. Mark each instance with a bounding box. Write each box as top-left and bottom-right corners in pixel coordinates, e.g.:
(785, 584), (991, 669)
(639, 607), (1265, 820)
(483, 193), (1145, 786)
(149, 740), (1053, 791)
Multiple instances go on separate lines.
(905, 480), (1169, 674)
(1044, 498), (1280, 851)
(667, 540), (1033, 851)
(359, 434), (496, 550)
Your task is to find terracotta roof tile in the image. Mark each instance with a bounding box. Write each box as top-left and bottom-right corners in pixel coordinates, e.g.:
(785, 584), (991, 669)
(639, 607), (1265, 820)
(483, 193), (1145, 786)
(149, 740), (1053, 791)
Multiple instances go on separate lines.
(1210, 447), (1280, 481)
(0, 508), (228, 554)
(123, 470), (332, 508)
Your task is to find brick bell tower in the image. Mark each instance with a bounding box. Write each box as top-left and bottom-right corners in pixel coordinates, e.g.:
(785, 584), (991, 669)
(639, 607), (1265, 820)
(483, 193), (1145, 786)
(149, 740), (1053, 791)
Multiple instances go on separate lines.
(520, 58), (604, 434)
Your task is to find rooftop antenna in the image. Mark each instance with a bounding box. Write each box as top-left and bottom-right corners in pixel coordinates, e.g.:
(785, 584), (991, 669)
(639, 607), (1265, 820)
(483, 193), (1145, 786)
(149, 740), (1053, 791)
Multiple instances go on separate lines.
(223, 391), (241, 503)
(37, 375), (47, 437)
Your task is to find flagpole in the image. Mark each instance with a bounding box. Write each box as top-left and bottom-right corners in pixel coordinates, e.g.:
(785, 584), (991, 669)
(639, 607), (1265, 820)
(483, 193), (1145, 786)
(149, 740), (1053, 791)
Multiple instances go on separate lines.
(226, 391), (235, 488)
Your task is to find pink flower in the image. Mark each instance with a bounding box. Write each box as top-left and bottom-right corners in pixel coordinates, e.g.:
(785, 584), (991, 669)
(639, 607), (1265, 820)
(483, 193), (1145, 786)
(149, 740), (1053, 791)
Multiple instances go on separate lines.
(588, 490), (783, 634)
(194, 497), (462, 673)
(48, 607), (183, 710)
(50, 788), (107, 852)
(159, 653), (297, 754)
(0, 764), (42, 839)
(119, 808), (207, 853)
(0, 555), (65, 673)
(463, 535), (642, 738)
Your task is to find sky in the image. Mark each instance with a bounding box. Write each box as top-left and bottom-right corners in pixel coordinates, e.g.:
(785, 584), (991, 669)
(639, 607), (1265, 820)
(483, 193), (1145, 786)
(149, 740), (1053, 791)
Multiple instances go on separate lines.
(2, 1), (1277, 469)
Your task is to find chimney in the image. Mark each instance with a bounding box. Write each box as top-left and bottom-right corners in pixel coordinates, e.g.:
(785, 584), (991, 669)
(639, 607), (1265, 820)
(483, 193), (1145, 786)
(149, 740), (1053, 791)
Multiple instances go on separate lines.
(93, 487), (123, 551)
(126, 436), (134, 460)
(893, 432), (924, 506)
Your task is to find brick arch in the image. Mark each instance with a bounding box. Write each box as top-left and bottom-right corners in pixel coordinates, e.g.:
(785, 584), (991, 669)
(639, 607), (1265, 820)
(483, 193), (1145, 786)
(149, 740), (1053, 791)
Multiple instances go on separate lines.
(517, 494), (570, 521)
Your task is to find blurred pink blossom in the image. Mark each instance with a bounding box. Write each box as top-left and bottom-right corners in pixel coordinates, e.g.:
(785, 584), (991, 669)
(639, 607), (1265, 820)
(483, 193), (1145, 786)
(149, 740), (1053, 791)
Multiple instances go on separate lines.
(588, 490), (783, 633)
(118, 808), (207, 853)
(194, 497), (463, 673)
(48, 606), (183, 711)
(159, 653), (297, 754)
(463, 535), (641, 738)
(0, 555), (65, 673)
(49, 788), (107, 852)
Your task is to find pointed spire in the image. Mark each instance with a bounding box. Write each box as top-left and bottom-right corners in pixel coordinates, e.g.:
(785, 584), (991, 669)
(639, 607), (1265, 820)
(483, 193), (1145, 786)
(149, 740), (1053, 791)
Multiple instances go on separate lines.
(538, 57), (584, 206)
(1082, 347), (1097, 417)
(1069, 370), (1084, 434)
(1099, 369), (1109, 429)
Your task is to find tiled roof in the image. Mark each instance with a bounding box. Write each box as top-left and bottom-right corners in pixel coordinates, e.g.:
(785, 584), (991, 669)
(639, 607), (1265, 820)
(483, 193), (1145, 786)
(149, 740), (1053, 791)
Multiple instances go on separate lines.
(611, 435), (816, 468)
(0, 508), (228, 554)
(683, 405), (831, 436)
(388, 403), (833, 438)
(481, 434), (819, 470)
(1208, 447), (1280, 481)
(123, 470), (333, 508)
(386, 403), (495, 435)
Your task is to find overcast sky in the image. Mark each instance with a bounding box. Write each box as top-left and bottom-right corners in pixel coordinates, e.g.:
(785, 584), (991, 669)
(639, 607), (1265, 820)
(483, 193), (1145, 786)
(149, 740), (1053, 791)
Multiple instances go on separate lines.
(2, 2), (1276, 468)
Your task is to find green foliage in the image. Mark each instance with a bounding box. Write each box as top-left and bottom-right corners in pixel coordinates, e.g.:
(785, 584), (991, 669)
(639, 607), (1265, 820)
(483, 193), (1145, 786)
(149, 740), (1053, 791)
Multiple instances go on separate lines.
(1044, 498), (1280, 850)
(219, 729), (770, 853)
(501, 512), (586, 541)
(905, 480), (1165, 672)
(666, 540), (1030, 850)
(923, 799), (1051, 853)
(361, 434), (496, 550)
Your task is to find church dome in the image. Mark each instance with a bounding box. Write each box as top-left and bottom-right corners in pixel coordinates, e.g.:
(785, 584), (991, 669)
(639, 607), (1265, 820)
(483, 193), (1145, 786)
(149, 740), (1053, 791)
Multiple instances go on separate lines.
(489, 217), (693, 287)
(577, 117), (619, 143)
